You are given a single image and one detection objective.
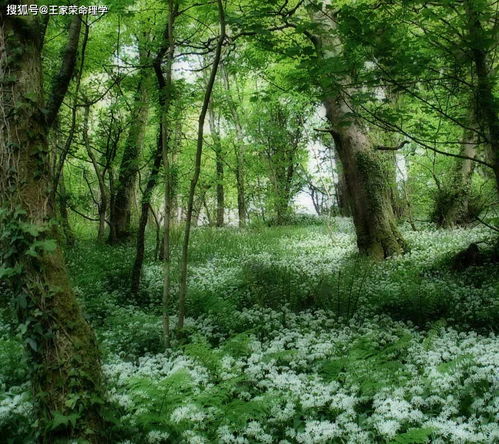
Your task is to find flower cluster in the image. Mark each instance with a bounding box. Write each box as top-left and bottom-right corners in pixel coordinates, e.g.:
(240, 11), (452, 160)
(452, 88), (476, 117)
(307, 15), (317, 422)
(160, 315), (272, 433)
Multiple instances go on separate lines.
(103, 308), (499, 443)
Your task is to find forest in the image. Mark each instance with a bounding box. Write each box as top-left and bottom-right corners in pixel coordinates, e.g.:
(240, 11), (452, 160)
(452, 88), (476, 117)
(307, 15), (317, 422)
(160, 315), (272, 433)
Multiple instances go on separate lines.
(1, 0), (499, 442)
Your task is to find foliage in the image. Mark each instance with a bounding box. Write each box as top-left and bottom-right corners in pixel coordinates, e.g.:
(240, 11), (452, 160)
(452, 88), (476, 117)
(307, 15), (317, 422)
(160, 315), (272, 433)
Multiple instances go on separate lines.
(2, 218), (499, 442)
(101, 308), (498, 443)
(3, 0), (499, 441)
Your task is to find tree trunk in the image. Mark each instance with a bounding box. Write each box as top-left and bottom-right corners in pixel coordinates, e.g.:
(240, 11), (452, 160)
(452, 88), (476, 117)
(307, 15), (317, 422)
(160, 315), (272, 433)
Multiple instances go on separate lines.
(325, 96), (405, 259)
(464, 0), (499, 193)
(45, 15), (81, 128)
(162, 140), (174, 346)
(336, 170), (351, 217)
(125, 22), (174, 293)
(216, 155), (225, 227)
(108, 65), (151, 243)
(83, 105), (108, 242)
(272, 162), (293, 225)
(208, 106), (225, 227)
(130, 130), (164, 296)
(235, 155), (247, 227)
(330, 145), (351, 216)
(263, 105), (300, 226)
(152, 0), (179, 345)
(435, 122), (477, 227)
(308, 4), (405, 258)
(58, 170), (75, 245)
(150, 205), (162, 261)
(203, 194), (214, 226)
(50, 21), (89, 202)
(222, 68), (247, 227)
(0, 11), (104, 442)
(177, 0), (226, 330)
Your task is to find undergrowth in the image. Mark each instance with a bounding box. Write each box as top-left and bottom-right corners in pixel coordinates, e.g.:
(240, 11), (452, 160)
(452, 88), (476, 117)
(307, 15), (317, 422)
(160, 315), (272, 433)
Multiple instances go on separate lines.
(1, 220), (498, 442)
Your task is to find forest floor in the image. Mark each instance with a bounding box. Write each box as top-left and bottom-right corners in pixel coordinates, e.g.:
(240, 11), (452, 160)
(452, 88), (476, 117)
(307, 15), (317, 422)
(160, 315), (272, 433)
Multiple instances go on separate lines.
(1, 219), (499, 443)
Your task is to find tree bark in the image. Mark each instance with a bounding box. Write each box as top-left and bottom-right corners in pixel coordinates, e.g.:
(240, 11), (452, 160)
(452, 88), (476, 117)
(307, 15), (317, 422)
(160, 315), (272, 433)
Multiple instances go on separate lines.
(108, 62), (151, 243)
(464, 0), (499, 193)
(434, 119), (478, 227)
(309, 4), (405, 258)
(130, 130), (164, 296)
(325, 95), (405, 258)
(0, 11), (104, 442)
(45, 15), (81, 128)
(336, 168), (351, 217)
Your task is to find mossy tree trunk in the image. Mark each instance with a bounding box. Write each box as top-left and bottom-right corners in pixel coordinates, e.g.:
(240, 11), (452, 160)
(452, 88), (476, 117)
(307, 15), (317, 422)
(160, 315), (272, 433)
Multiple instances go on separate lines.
(46, 15), (82, 245)
(130, 0), (179, 297)
(433, 117), (478, 227)
(308, 3), (405, 258)
(0, 10), (104, 442)
(130, 130), (164, 296)
(325, 96), (406, 259)
(108, 60), (151, 244)
(464, 0), (499, 194)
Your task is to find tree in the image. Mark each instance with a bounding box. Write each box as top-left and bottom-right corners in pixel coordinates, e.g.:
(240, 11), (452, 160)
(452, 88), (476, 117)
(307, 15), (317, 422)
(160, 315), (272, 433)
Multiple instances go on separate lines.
(464, 0), (499, 193)
(0, 10), (104, 441)
(208, 100), (225, 227)
(82, 103), (114, 241)
(250, 96), (308, 224)
(108, 45), (151, 243)
(433, 110), (479, 227)
(177, 0), (226, 330)
(130, 0), (178, 297)
(222, 67), (248, 227)
(307, 3), (406, 258)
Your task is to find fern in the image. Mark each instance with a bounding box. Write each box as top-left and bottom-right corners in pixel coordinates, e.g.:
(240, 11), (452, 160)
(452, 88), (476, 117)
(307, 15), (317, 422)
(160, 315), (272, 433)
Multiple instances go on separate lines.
(263, 349), (299, 365)
(390, 427), (434, 444)
(436, 354), (474, 374)
(222, 397), (272, 428)
(183, 341), (222, 374)
(221, 332), (253, 358)
(319, 333), (412, 396)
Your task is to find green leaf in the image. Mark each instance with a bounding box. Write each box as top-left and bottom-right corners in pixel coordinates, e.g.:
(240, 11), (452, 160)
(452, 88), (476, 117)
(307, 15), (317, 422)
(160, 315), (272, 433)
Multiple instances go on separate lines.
(26, 337), (37, 352)
(49, 411), (79, 431)
(390, 427), (434, 444)
(26, 239), (57, 257)
(437, 354), (473, 374)
(0, 265), (22, 279)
